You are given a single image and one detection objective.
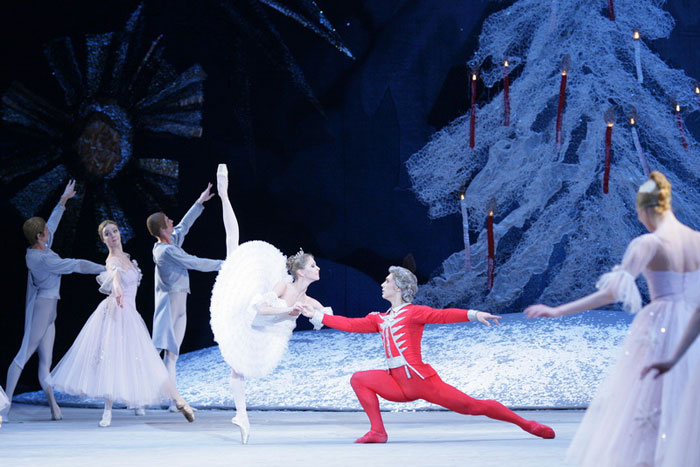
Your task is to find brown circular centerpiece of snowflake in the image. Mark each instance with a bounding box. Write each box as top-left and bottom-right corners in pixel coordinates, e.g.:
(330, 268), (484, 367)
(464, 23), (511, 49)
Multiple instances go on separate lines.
(74, 116), (122, 179)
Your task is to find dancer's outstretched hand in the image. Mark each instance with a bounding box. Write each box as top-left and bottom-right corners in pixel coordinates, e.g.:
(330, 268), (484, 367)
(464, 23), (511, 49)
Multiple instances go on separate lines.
(524, 304), (559, 319)
(60, 179), (77, 204)
(475, 311), (501, 326)
(197, 183), (215, 204)
(289, 301), (305, 317)
(641, 360), (674, 380)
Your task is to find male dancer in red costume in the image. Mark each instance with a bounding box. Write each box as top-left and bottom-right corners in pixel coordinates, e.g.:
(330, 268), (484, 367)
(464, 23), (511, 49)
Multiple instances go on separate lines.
(302, 266), (555, 443)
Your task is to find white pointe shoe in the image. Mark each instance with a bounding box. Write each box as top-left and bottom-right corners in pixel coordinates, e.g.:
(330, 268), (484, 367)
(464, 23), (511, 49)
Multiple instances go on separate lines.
(134, 407), (146, 416)
(98, 411), (112, 428)
(232, 416), (250, 444)
(217, 164), (228, 194)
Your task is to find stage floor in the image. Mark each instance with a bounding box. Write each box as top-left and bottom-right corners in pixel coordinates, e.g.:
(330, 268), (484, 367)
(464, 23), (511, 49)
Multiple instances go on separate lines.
(2, 404), (581, 467)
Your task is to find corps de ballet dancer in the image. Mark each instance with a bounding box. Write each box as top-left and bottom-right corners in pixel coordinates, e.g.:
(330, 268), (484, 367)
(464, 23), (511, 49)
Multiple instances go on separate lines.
(146, 185), (223, 412)
(0, 386), (9, 427)
(526, 171), (700, 466)
(50, 220), (196, 427)
(209, 164), (332, 444)
(301, 266), (556, 443)
(642, 303), (700, 466)
(4, 180), (105, 422)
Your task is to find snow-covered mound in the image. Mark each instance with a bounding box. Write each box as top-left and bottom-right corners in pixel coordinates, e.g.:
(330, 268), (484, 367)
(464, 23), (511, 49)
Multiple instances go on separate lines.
(17, 311), (633, 410)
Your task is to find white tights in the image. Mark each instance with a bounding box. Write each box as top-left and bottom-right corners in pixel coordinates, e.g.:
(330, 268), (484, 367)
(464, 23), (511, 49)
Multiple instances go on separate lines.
(217, 166), (246, 422)
(162, 292), (188, 405)
(6, 298), (61, 417)
(230, 371), (248, 423)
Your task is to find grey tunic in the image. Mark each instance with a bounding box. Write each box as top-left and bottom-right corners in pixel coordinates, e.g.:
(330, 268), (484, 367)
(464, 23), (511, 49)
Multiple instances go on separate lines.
(151, 202), (223, 355)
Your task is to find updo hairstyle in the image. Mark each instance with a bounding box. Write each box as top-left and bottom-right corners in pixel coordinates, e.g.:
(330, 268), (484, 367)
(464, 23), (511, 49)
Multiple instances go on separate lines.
(98, 220), (119, 240)
(636, 171), (671, 214)
(286, 249), (313, 281)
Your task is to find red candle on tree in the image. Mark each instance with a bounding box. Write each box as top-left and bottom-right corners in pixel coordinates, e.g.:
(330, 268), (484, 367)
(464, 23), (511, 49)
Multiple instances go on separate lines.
(503, 60), (510, 126)
(674, 103), (689, 151)
(603, 107), (615, 194)
(608, 0), (615, 21)
(555, 55), (570, 151)
(486, 197), (497, 291)
(470, 69), (478, 148)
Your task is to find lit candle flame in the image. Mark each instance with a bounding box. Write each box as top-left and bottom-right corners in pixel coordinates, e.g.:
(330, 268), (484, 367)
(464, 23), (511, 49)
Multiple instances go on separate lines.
(561, 70), (567, 76)
(675, 104), (681, 113)
(472, 73), (477, 81)
(504, 60), (509, 68)
(695, 85), (700, 95)
(629, 117), (635, 125)
(488, 210), (493, 216)
(607, 122), (614, 128)
(633, 30), (640, 40)
(460, 192), (465, 201)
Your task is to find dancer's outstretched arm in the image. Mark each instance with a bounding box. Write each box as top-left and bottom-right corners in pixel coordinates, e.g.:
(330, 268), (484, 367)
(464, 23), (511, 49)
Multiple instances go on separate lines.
(217, 164), (239, 257)
(642, 304), (700, 378)
(524, 288), (615, 319)
(301, 307), (379, 333)
(526, 234), (658, 318)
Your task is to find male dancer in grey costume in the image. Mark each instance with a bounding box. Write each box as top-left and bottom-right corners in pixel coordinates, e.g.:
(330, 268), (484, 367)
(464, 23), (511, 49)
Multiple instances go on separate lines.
(147, 183), (223, 410)
(5, 180), (105, 421)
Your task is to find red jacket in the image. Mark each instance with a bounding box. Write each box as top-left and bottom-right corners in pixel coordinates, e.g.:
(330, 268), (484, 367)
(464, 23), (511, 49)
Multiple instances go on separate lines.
(322, 304), (471, 378)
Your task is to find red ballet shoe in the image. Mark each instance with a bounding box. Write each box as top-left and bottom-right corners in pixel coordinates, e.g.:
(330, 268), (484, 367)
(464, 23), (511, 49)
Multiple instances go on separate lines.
(525, 421), (555, 439)
(354, 430), (388, 444)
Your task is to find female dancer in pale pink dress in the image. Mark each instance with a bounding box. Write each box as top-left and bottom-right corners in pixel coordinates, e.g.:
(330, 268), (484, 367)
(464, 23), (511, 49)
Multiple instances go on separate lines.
(50, 220), (195, 427)
(643, 302), (700, 466)
(525, 171), (700, 466)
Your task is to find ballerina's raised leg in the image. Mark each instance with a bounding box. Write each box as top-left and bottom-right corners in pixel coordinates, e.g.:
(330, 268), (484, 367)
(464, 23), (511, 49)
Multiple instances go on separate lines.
(217, 164), (249, 443)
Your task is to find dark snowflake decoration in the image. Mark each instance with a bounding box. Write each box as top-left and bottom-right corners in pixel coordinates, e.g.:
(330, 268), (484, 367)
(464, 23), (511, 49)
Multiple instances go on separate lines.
(0, 4), (205, 247)
(217, 0), (353, 163)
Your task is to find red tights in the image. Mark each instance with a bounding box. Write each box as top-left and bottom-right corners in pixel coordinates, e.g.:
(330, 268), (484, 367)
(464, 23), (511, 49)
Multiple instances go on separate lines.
(350, 368), (550, 438)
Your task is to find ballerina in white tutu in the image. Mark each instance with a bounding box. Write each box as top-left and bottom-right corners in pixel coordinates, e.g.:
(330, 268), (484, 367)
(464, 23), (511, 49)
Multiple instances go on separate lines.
(210, 164), (332, 444)
(50, 220), (195, 427)
(525, 171), (700, 466)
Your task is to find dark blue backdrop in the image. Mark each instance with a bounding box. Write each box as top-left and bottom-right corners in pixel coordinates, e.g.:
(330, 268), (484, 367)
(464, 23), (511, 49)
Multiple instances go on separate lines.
(1, 0), (698, 394)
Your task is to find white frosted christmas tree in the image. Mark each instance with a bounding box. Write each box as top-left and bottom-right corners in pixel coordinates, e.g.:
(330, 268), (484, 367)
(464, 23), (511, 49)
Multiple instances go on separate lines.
(407, 0), (700, 311)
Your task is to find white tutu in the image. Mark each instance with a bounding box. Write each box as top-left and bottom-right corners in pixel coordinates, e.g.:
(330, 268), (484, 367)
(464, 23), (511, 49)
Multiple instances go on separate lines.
(567, 269), (700, 466)
(51, 265), (172, 408)
(0, 385), (9, 412)
(210, 241), (298, 378)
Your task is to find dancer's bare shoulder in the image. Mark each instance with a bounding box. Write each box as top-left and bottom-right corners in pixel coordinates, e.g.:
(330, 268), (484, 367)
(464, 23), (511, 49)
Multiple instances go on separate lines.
(272, 280), (288, 297)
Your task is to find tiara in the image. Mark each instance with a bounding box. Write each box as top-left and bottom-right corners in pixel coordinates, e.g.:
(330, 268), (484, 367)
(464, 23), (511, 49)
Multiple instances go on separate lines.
(288, 248), (306, 263)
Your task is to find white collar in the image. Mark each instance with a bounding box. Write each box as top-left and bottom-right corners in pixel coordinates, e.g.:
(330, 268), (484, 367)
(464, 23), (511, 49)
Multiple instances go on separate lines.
(391, 303), (411, 313)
